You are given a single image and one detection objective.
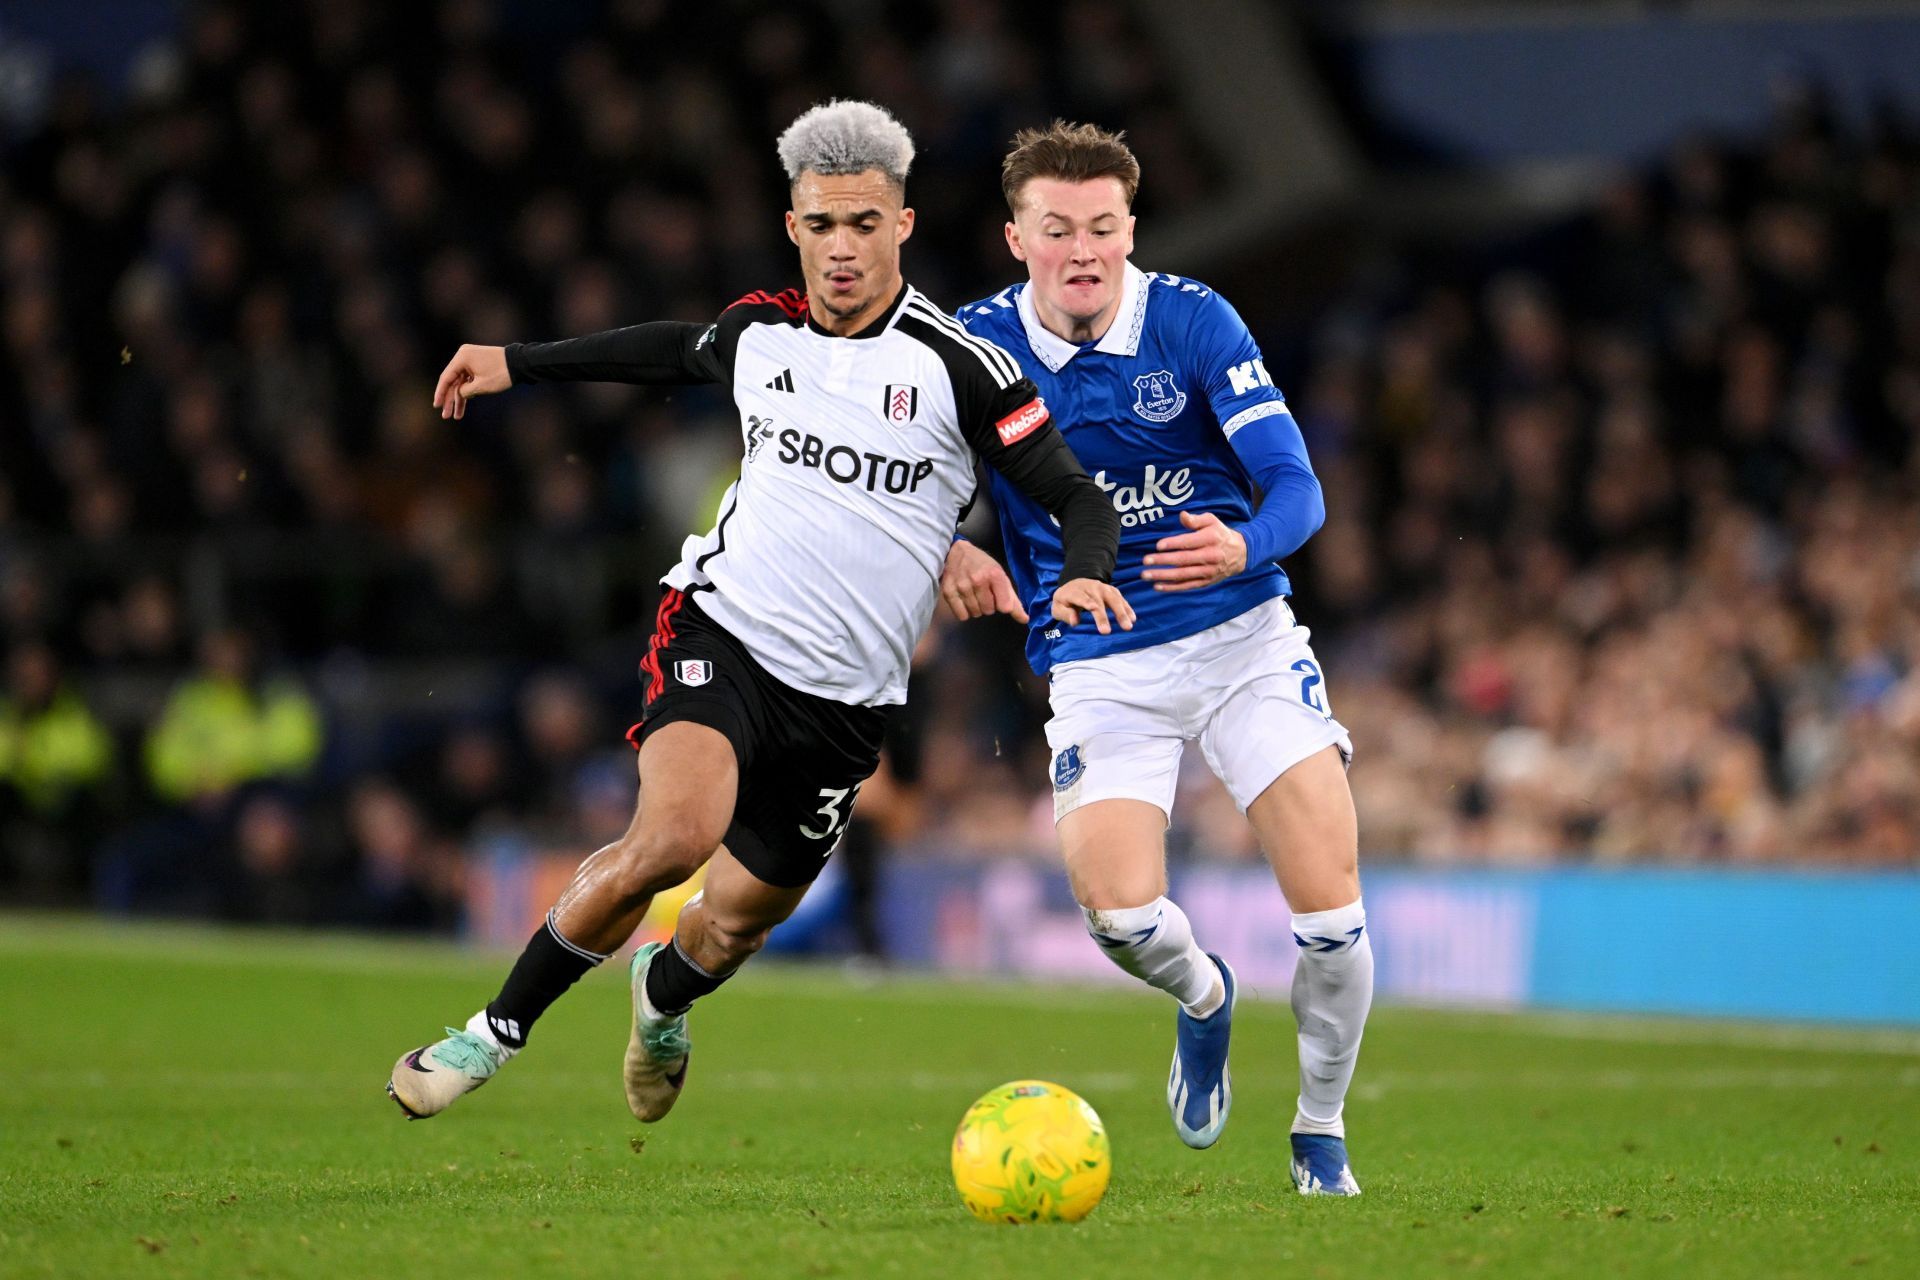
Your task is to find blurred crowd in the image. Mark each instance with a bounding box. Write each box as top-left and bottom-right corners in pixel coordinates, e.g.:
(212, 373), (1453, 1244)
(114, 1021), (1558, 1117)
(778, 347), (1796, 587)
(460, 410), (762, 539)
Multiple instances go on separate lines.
(1, 4), (1915, 929)
(1279, 92), (1920, 867)
(0, 0), (1210, 920)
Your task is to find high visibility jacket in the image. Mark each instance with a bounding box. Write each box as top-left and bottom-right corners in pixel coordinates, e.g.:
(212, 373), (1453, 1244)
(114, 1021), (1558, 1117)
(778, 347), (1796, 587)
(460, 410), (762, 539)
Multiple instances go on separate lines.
(144, 676), (322, 803)
(0, 688), (113, 812)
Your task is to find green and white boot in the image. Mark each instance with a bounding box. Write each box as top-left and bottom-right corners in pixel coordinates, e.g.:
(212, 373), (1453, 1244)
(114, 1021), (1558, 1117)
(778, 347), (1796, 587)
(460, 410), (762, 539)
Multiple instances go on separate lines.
(387, 1025), (505, 1119)
(624, 942), (691, 1122)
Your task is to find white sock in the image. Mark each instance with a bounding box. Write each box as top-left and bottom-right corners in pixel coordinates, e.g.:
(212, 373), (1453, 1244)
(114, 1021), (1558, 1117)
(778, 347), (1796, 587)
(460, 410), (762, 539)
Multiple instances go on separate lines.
(465, 1009), (519, 1061)
(1289, 898), (1373, 1137)
(1083, 897), (1222, 1017)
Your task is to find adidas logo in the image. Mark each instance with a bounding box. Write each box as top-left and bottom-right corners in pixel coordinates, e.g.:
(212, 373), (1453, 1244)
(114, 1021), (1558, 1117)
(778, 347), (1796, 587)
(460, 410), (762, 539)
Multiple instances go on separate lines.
(766, 368), (795, 393)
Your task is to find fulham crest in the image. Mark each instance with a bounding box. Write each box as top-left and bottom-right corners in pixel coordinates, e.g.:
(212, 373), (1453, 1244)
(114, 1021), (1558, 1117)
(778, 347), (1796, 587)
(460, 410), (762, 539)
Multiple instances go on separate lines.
(674, 660), (713, 687)
(883, 383), (919, 425)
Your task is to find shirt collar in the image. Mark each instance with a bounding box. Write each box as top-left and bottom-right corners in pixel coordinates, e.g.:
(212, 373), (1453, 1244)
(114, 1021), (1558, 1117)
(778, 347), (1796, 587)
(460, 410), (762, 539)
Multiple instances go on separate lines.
(806, 281), (912, 339)
(1015, 261), (1150, 372)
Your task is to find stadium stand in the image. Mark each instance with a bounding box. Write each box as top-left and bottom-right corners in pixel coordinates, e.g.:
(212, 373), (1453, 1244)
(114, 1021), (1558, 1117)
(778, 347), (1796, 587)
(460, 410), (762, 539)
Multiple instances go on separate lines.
(1, 2), (1914, 926)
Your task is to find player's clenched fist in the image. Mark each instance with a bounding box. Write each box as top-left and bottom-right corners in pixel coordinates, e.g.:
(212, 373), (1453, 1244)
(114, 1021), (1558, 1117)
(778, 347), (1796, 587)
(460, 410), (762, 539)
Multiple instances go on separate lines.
(433, 344), (511, 420)
(941, 539), (1030, 623)
(1051, 578), (1135, 636)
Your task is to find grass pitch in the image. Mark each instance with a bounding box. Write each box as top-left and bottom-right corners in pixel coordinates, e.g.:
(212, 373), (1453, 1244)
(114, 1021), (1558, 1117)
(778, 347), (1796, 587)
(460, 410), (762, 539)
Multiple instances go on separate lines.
(1, 916), (1915, 1279)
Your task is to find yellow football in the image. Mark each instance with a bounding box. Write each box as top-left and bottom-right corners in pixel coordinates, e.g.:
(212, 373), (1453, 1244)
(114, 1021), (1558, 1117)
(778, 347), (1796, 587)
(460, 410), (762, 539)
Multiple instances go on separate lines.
(951, 1079), (1111, 1224)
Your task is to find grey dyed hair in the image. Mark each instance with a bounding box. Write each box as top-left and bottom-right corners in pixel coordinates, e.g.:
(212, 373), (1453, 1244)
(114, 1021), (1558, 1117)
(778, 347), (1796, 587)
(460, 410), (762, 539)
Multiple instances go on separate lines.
(776, 100), (915, 191)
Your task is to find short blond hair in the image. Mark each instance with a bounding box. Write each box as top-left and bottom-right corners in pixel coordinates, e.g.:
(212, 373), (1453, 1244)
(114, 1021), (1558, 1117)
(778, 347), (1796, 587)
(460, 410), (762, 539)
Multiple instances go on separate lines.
(1000, 120), (1140, 213)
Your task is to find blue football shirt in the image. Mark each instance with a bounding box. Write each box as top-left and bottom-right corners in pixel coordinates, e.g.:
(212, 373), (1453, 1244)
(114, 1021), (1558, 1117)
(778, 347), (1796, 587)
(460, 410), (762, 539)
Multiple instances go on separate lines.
(958, 262), (1322, 675)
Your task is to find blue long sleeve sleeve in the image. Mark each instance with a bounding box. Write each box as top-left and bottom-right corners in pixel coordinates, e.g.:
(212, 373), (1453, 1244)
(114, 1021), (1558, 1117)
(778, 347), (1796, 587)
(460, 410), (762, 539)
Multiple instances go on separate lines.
(1186, 288), (1324, 571)
(1225, 408), (1324, 568)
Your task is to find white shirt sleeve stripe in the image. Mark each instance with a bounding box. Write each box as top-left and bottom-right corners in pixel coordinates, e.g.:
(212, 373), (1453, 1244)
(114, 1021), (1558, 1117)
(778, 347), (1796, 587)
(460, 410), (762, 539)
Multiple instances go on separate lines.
(906, 294), (1003, 364)
(905, 308), (1011, 388)
(905, 299), (1019, 386)
(1221, 399), (1288, 440)
(924, 305), (1020, 384)
(905, 298), (1015, 383)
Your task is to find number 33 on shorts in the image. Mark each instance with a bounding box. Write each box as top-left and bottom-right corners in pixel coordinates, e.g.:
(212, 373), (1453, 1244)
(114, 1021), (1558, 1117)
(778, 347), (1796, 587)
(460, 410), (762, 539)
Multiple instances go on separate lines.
(798, 785), (861, 851)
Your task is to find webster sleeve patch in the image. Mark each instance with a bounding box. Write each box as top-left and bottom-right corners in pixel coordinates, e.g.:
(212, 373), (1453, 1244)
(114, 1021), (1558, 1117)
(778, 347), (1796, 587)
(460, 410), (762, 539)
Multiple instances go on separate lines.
(995, 397), (1049, 446)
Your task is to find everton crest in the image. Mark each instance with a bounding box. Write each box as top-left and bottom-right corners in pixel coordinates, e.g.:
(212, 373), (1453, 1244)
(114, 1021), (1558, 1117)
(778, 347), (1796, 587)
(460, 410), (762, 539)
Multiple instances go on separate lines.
(1131, 370), (1187, 422)
(1053, 744), (1085, 791)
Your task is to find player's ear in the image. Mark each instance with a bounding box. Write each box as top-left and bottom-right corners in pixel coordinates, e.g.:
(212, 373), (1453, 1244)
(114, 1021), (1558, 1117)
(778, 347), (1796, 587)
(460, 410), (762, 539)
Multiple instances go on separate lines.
(1122, 213), (1137, 253)
(896, 206), (914, 245)
(1005, 221), (1026, 263)
(784, 210), (799, 247)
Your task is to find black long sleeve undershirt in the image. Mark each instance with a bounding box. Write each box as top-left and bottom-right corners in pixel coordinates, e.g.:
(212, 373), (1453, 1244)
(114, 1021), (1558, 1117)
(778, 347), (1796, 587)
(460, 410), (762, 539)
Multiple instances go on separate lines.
(503, 321), (715, 386)
(987, 429), (1119, 586)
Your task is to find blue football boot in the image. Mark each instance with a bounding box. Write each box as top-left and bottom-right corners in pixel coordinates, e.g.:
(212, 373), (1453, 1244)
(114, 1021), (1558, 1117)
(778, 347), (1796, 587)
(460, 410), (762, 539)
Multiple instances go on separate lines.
(1167, 953), (1236, 1148)
(1290, 1132), (1362, 1195)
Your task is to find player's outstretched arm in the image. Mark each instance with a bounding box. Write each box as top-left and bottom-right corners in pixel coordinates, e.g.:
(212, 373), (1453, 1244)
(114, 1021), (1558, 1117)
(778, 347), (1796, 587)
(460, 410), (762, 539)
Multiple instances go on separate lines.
(433, 344), (510, 420)
(986, 426), (1128, 633)
(939, 332), (1125, 632)
(959, 385), (1121, 599)
(942, 539), (1029, 623)
(432, 321), (728, 420)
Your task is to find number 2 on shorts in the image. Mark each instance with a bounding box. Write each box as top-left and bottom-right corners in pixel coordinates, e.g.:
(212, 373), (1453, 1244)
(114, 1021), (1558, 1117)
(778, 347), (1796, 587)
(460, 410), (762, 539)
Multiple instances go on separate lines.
(1292, 658), (1330, 716)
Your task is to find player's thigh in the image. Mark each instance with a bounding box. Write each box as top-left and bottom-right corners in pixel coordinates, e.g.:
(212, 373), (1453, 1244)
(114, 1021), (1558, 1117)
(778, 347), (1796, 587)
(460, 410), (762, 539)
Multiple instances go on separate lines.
(1044, 664), (1185, 909)
(1044, 653), (1185, 824)
(624, 590), (760, 859)
(551, 721), (736, 934)
(1192, 606), (1357, 910)
(1244, 744), (1358, 913)
(1193, 608), (1351, 801)
(630, 718), (740, 856)
(1056, 797), (1171, 909)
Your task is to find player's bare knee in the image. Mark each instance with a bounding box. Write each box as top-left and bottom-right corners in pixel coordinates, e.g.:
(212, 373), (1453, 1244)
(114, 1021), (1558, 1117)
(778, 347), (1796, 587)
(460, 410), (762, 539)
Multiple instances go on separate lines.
(613, 823), (717, 895)
(1073, 877), (1163, 912)
(1064, 852), (1164, 909)
(700, 914), (771, 965)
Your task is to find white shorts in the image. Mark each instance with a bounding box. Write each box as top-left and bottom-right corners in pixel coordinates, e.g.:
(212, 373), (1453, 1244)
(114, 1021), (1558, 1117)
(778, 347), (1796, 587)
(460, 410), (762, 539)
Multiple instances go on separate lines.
(1044, 597), (1353, 823)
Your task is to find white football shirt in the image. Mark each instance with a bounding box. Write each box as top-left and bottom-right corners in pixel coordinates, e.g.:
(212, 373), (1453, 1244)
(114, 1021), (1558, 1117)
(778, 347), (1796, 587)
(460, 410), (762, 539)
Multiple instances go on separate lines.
(507, 283), (1118, 707)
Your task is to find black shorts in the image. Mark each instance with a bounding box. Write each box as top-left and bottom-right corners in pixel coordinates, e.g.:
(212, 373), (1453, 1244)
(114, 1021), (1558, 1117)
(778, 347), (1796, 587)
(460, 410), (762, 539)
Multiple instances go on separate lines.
(628, 587), (888, 888)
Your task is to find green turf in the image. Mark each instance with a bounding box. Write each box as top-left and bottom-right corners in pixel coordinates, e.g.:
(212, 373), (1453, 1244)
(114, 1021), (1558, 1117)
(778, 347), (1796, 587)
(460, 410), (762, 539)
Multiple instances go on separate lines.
(1, 915), (1915, 1279)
